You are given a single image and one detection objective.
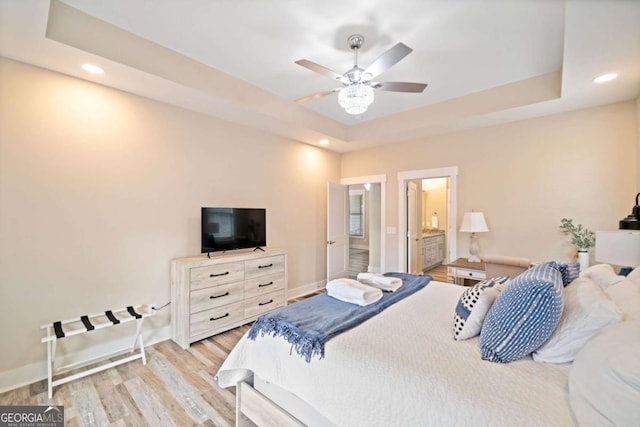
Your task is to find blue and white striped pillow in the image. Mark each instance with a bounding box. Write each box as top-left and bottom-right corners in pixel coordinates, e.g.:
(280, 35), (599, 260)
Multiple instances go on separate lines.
(480, 262), (564, 363)
(559, 262), (580, 286)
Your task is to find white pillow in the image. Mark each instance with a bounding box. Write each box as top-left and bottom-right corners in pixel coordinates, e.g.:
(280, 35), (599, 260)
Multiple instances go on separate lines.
(569, 319), (640, 427)
(533, 277), (622, 363)
(452, 276), (510, 341)
(605, 279), (640, 320)
(579, 263), (624, 289)
(627, 265), (640, 283)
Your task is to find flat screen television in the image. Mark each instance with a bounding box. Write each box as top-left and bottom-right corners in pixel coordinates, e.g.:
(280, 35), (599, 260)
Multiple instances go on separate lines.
(201, 207), (266, 254)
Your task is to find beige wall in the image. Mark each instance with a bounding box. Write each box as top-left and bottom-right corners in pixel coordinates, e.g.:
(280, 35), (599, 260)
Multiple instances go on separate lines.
(342, 101), (638, 270)
(0, 58), (340, 381)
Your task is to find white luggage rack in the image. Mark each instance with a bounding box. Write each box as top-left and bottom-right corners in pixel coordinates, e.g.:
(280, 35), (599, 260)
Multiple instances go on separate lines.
(41, 304), (155, 399)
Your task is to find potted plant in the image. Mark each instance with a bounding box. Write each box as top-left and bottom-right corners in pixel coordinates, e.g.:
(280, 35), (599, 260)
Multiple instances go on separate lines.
(560, 218), (595, 270)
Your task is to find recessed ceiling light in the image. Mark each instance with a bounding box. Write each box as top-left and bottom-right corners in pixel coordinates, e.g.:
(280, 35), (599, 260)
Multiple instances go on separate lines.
(82, 64), (104, 75)
(319, 139), (329, 146)
(593, 72), (618, 84)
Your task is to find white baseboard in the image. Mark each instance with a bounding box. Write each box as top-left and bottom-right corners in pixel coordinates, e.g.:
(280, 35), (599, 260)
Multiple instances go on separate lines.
(0, 325), (171, 394)
(287, 280), (326, 299)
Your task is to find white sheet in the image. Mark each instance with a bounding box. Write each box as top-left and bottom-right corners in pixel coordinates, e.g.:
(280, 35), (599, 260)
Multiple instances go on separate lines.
(217, 281), (576, 426)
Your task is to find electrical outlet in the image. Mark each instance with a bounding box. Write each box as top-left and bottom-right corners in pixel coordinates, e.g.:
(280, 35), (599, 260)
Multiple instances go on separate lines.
(150, 303), (157, 311)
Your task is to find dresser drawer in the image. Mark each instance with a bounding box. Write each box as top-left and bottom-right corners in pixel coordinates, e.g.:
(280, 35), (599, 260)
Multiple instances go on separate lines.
(456, 268), (486, 280)
(244, 290), (285, 319)
(190, 261), (244, 290)
(190, 302), (244, 338)
(190, 281), (244, 313)
(245, 255), (285, 279)
(244, 273), (285, 299)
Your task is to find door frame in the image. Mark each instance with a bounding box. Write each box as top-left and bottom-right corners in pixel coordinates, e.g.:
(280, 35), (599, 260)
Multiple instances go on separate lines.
(407, 180), (420, 274)
(340, 174), (386, 274)
(397, 167), (458, 273)
(326, 182), (349, 281)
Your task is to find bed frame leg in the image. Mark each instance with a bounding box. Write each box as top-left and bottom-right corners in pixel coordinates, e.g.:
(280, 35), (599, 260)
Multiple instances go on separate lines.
(235, 382), (242, 427)
(236, 381), (304, 427)
(46, 340), (54, 399)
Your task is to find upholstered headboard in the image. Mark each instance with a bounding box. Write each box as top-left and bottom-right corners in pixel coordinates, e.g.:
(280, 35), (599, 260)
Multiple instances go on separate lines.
(483, 255), (530, 279)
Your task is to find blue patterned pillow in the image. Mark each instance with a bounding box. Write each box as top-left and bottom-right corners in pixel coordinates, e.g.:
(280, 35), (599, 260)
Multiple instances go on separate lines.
(453, 276), (510, 340)
(558, 262), (580, 286)
(480, 262), (564, 363)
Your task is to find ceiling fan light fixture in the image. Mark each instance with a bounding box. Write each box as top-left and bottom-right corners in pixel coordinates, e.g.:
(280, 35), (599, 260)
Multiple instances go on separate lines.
(295, 34), (425, 114)
(338, 83), (374, 115)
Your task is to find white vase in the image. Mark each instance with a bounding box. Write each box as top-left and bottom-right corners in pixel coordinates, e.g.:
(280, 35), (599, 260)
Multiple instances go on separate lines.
(578, 250), (589, 271)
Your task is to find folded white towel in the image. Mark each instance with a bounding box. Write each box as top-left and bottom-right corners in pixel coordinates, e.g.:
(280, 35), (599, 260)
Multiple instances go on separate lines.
(326, 278), (383, 307)
(357, 273), (403, 292)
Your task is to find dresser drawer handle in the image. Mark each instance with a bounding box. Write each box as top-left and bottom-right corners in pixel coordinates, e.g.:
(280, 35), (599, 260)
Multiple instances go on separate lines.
(258, 299), (274, 306)
(210, 272), (229, 278)
(258, 263), (273, 269)
(468, 273), (473, 276)
(210, 313), (229, 321)
(258, 281), (274, 288)
(210, 292), (229, 299)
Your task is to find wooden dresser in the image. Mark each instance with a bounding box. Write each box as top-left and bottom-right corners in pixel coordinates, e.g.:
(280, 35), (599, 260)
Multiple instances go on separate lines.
(171, 248), (287, 349)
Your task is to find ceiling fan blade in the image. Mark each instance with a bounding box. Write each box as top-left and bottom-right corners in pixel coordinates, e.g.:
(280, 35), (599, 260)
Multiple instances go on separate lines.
(363, 42), (413, 80)
(295, 88), (341, 103)
(371, 81), (428, 93)
(295, 59), (349, 84)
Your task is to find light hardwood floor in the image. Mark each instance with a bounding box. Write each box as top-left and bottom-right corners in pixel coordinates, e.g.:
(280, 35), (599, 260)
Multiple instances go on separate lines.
(424, 264), (448, 282)
(0, 326), (252, 427)
(0, 272), (451, 426)
(348, 248), (369, 278)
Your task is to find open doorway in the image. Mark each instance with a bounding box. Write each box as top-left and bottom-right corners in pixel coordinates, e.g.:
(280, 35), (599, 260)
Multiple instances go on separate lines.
(340, 175), (386, 278)
(398, 167), (458, 276)
(347, 183), (382, 277)
(406, 177), (449, 277)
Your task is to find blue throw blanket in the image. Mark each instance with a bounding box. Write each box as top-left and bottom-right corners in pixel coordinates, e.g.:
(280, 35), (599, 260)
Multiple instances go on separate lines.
(248, 273), (432, 362)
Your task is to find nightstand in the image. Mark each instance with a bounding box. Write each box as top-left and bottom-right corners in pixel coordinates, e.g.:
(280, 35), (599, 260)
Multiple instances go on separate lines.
(446, 258), (486, 286)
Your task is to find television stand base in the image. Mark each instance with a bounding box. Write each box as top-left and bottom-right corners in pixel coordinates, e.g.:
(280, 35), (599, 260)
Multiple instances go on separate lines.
(253, 246), (266, 252)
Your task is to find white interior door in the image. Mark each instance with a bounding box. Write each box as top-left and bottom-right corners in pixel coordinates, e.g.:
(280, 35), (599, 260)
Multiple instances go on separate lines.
(327, 182), (349, 281)
(408, 181), (421, 274)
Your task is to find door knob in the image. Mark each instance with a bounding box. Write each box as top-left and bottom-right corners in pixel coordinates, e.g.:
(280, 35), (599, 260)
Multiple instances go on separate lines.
(327, 240), (335, 245)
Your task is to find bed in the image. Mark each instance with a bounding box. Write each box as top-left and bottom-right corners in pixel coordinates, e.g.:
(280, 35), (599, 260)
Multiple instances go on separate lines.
(216, 279), (577, 426)
(218, 261), (640, 426)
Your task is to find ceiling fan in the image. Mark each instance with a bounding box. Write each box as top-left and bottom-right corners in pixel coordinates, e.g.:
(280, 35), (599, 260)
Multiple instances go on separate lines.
(295, 34), (428, 115)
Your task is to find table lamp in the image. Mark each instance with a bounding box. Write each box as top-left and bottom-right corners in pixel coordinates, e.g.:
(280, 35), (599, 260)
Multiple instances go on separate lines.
(460, 211), (489, 262)
(619, 192), (640, 230)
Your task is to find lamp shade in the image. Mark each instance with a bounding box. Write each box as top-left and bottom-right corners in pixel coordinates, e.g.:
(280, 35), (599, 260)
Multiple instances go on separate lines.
(460, 212), (489, 233)
(595, 230), (640, 267)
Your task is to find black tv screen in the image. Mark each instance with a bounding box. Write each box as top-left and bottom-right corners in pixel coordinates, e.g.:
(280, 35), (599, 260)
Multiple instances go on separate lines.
(201, 208), (266, 253)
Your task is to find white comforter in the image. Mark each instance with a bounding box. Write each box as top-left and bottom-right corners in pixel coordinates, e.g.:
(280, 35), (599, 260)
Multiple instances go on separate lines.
(217, 281), (576, 426)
